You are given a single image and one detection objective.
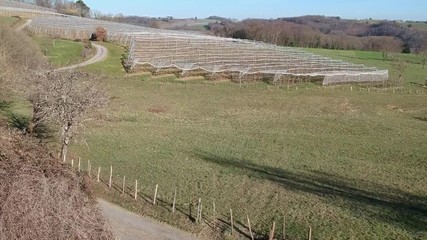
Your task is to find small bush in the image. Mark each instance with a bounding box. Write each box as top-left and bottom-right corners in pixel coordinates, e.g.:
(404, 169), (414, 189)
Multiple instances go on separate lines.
(91, 26), (107, 42)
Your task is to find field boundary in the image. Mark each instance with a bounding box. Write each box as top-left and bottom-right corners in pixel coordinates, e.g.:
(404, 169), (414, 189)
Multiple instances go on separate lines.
(69, 158), (316, 240)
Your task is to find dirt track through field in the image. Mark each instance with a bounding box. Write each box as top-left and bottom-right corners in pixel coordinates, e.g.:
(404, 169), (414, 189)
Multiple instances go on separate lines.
(99, 199), (198, 240)
(16, 18), (31, 31)
(56, 43), (108, 71)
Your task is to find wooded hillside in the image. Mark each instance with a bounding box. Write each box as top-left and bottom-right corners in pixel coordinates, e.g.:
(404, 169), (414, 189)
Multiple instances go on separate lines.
(206, 16), (427, 54)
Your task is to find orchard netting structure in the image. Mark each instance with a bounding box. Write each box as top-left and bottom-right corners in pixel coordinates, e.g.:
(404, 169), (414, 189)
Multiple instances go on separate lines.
(126, 35), (388, 85)
(0, 0), (60, 17)
(0, 1), (389, 85)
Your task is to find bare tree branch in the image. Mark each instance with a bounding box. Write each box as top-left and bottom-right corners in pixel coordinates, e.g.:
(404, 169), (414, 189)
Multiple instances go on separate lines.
(30, 70), (108, 161)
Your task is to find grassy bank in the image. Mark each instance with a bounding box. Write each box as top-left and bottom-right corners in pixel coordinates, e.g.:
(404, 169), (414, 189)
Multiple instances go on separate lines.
(33, 37), (91, 67)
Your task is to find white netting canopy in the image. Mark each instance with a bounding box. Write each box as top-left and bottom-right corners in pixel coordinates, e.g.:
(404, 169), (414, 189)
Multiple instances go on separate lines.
(0, 1), (389, 85)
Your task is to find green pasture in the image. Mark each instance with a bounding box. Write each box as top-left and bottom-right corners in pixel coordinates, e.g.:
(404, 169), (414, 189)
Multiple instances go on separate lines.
(68, 44), (426, 239)
(4, 38), (425, 239)
(305, 48), (427, 87)
(33, 37), (88, 67)
(0, 16), (19, 26)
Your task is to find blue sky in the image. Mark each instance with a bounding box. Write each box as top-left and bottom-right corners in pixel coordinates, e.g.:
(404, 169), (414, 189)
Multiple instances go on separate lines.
(84, 0), (426, 21)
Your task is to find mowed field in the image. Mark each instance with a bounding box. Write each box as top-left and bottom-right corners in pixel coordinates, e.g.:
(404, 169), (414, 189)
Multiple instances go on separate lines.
(0, 33), (418, 239)
(59, 42), (427, 239)
(0, 16), (19, 26)
(33, 37), (92, 67)
(305, 48), (427, 87)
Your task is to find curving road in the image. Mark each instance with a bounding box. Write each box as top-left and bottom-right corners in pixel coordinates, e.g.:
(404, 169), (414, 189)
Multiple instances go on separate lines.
(55, 43), (108, 71)
(16, 18), (32, 31)
(99, 199), (198, 240)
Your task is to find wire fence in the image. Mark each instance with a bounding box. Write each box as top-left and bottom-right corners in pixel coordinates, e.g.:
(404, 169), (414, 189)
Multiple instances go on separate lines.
(70, 158), (316, 240)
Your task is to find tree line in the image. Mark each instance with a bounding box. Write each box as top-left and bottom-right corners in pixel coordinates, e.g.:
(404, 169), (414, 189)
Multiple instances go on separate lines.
(207, 16), (427, 54)
(14, 0), (91, 17)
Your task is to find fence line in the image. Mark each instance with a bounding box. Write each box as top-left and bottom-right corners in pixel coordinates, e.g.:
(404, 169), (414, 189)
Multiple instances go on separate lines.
(72, 159), (316, 240)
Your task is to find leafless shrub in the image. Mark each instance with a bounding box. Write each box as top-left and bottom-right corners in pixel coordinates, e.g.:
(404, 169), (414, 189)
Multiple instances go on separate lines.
(391, 58), (409, 87)
(0, 126), (113, 240)
(91, 26), (107, 42)
(29, 70), (108, 161)
(0, 26), (49, 101)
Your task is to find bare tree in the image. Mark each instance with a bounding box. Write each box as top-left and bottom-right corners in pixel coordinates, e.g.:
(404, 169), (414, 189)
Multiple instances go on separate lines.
(420, 51), (427, 70)
(391, 58), (409, 87)
(76, 0), (90, 17)
(0, 27), (47, 101)
(35, 0), (53, 8)
(30, 70), (108, 161)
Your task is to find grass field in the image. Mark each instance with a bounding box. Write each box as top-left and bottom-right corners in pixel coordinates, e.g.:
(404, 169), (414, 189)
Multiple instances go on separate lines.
(6, 38), (427, 239)
(406, 22), (427, 32)
(33, 37), (90, 67)
(64, 43), (427, 239)
(305, 48), (427, 87)
(0, 16), (20, 26)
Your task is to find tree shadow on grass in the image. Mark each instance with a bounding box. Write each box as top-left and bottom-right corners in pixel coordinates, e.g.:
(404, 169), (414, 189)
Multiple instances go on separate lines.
(0, 101), (54, 139)
(7, 112), (29, 131)
(195, 150), (427, 235)
(414, 117), (427, 122)
(0, 101), (28, 131)
(0, 100), (12, 111)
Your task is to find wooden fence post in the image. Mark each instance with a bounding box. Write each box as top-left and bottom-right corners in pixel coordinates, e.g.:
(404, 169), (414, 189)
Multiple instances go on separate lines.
(269, 221), (276, 240)
(87, 160), (91, 177)
(196, 199), (200, 223)
(109, 166), (112, 188)
(172, 189), (177, 213)
(134, 180), (138, 200)
(153, 184), (158, 205)
(230, 208), (234, 235)
(78, 158), (81, 172)
(199, 200), (203, 223)
(308, 226), (312, 240)
(213, 201), (216, 218)
(247, 214), (254, 240)
(71, 159), (74, 169)
(122, 176), (126, 195)
(97, 167), (101, 183)
(283, 216), (286, 240)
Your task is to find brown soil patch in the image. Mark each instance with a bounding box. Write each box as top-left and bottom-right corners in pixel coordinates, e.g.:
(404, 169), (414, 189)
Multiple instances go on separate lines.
(148, 106), (169, 114)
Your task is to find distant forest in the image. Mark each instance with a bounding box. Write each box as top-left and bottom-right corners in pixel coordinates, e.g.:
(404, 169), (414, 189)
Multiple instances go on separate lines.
(16, 0), (427, 54)
(102, 15), (427, 54)
(206, 16), (427, 54)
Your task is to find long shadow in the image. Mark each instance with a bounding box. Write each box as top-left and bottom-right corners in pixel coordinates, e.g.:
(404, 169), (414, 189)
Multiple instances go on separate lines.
(0, 100), (13, 111)
(414, 117), (427, 122)
(195, 150), (427, 234)
(1, 101), (24, 127)
(0, 101), (54, 138)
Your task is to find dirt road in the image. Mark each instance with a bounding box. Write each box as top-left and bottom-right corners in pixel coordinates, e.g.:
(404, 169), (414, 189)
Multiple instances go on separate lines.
(56, 43), (108, 71)
(16, 18), (32, 31)
(99, 199), (198, 240)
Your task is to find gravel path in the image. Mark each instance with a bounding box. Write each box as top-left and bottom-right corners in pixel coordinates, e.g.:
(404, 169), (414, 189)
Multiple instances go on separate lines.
(99, 199), (198, 240)
(56, 43), (108, 71)
(16, 18), (32, 31)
